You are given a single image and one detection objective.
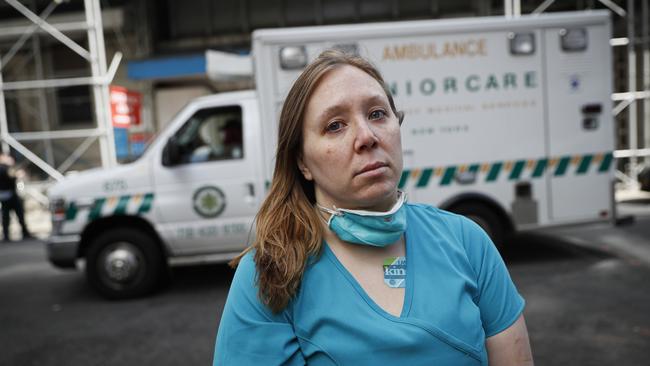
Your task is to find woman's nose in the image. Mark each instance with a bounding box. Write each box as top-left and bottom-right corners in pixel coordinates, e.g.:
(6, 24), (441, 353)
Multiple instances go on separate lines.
(353, 118), (379, 152)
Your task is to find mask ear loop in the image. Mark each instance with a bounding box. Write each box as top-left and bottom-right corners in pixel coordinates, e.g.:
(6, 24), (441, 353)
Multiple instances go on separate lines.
(316, 204), (341, 228)
(316, 204), (342, 216)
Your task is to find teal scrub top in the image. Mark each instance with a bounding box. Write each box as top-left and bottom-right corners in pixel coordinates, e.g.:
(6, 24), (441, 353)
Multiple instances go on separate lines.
(213, 203), (525, 365)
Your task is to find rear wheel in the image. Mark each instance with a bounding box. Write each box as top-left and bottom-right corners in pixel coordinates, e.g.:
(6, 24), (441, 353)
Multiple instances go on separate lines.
(86, 228), (165, 299)
(449, 201), (507, 247)
(639, 166), (650, 192)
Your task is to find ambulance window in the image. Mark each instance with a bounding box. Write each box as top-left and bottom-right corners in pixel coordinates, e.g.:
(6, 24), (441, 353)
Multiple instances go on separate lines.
(173, 105), (244, 164)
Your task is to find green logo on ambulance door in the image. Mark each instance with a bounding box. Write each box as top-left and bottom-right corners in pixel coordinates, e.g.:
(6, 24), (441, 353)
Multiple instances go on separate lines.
(192, 186), (226, 218)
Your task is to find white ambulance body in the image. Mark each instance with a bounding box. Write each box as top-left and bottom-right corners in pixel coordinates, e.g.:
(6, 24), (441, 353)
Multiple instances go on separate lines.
(254, 10), (614, 241)
(47, 11), (614, 298)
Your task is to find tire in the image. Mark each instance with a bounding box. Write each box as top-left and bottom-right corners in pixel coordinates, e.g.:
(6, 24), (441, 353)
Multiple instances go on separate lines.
(639, 166), (650, 192)
(86, 228), (165, 300)
(449, 201), (506, 247)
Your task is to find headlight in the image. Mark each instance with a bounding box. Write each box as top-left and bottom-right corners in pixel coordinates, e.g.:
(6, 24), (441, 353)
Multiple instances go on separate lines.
(508, 32), (535, 55)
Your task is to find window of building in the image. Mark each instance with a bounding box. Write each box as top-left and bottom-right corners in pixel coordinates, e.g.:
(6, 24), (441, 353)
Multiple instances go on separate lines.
(56, 86), (94, 125)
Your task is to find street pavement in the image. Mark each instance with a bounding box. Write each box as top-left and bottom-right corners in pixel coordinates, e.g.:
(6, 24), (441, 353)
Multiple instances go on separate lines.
(503, 231), (650, 365)
(1, 202), (649, 365)
(0, 240), (230, 365)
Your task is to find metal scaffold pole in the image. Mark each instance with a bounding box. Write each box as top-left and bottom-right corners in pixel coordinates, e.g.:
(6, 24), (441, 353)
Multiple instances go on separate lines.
(0, 0), (119, 182)
(627, 0), (638, 185)
(0, 58), (11, 155)
(641, 0), (650, 166)
(85, 0), (117, 168)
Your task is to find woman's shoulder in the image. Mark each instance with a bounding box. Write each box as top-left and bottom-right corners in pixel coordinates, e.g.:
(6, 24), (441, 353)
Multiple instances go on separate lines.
(232, 250), (257, 283)
(234, 250), (326, 291)
(232, 249), (326, 315)
(228, 251), (259, 304)
(405, 202), (491, 251)
(229, 250), (296, 322)
(406, 202), (474, 231)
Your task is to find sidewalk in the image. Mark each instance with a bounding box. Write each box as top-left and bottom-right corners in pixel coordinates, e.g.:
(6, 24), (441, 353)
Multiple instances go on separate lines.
(544, 188), (650, 267)
(4, 196), (51, 241)
(616, 188), (650, 218)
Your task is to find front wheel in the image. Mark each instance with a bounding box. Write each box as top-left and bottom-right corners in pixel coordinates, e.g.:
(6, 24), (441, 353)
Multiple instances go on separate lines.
(449, 202), (507, 247)
(86, 228), (165, 299)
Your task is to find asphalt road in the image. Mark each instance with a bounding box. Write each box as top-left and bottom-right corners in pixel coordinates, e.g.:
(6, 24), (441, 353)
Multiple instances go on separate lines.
(1, 213), (649, 365)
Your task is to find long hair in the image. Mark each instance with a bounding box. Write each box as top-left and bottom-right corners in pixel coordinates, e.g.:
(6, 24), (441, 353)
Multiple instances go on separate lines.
(230, 49), (401, 313)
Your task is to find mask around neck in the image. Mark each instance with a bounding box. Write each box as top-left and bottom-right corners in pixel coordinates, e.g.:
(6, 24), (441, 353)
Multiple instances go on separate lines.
(317, 191), (407, 247)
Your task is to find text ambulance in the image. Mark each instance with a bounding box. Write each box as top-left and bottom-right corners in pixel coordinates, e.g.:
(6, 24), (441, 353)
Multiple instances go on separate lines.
(48, 11), (615, 298)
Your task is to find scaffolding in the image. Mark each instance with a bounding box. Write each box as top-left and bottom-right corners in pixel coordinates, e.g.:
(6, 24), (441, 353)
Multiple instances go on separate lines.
(505, 0), (650, 190)
(0, 0), (120, 186)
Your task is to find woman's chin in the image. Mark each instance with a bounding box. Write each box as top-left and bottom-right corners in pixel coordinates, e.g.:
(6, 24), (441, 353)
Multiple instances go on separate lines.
(351, 183), (399, 210)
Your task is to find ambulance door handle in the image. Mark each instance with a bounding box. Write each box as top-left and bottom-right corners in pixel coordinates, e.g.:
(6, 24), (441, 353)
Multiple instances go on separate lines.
(244, 183), (256, 205)
(246, 183), (255, 197)
(581, 103), (601, 130)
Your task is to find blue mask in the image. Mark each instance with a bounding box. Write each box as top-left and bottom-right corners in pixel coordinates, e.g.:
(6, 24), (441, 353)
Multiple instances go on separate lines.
(317, 191), (407, 247)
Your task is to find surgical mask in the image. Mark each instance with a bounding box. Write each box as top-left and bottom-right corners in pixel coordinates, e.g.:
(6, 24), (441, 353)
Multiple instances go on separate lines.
(317, 191), (407, 247)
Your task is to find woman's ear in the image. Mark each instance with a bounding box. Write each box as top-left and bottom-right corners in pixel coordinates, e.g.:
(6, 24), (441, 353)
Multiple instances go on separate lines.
(297, 156), (313, 181)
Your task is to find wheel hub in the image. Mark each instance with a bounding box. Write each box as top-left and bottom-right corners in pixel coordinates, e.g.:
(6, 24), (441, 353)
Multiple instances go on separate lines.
(103, 246), (139, 283)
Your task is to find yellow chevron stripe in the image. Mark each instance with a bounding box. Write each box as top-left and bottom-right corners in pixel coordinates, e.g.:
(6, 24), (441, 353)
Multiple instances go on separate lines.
(571, 156), (581, 165)
(527, 160), (535, 169)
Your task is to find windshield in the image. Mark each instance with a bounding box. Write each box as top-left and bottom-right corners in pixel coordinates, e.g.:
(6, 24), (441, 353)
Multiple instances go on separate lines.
(118, 100), (194, 164)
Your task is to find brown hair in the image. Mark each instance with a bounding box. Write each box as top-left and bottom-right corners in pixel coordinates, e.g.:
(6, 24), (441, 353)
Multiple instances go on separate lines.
(230, 49), (401, 313)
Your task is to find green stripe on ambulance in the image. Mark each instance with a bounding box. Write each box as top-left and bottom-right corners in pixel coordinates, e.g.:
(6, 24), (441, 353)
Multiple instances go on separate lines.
(398, 151), (614, 189)
(65, 193), (155, 222)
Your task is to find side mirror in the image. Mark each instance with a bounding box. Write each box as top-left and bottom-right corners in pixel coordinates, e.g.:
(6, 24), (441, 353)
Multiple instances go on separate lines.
(162, 136), (181, 166)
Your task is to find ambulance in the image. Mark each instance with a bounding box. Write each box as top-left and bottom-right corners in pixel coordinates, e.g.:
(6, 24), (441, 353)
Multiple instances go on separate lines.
(47, 10), (615, 298)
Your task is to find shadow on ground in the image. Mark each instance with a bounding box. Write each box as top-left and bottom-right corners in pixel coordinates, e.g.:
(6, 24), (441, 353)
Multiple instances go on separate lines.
(166, 262), (235, 294)
(500, 231), (615, 264)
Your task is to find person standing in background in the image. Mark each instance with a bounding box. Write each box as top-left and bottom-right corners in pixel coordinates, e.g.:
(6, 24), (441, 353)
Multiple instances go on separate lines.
(0, 153), (32, 242)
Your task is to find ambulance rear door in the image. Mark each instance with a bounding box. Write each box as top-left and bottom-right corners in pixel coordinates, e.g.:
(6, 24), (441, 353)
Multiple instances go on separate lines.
(543, 14), (614, 223)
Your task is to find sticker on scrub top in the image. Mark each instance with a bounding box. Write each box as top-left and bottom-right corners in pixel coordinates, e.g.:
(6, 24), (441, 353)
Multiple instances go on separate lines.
(383, 256), (406, 288)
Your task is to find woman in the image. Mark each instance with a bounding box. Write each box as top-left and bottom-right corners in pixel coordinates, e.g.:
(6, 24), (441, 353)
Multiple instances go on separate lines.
(213, 50), (533, 365)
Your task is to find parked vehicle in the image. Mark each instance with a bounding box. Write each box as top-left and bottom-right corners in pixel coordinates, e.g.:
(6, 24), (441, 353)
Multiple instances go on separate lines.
(48, 10), (615, 298)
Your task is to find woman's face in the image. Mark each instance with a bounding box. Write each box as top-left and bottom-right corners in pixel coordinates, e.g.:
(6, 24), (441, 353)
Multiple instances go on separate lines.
(298, 64), (403, 211)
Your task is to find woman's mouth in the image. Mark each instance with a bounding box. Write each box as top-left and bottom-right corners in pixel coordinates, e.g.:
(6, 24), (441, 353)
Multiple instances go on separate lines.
(356, 162), (388, 176)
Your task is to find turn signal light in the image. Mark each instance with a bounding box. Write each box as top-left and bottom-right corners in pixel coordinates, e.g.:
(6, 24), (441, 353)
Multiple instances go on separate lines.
(50, 199), (66, 222)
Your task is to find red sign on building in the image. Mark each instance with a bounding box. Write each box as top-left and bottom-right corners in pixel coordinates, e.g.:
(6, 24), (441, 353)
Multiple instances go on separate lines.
(110, 86), (142, 127)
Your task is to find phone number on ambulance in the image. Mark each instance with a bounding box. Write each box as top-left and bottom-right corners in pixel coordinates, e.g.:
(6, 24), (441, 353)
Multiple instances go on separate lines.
(176, 223), (248, 239)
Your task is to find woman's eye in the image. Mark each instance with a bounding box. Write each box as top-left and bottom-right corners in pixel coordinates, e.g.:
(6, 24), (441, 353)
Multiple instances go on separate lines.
(325, 121), (343, 132)
(369, 110), (386, 120)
